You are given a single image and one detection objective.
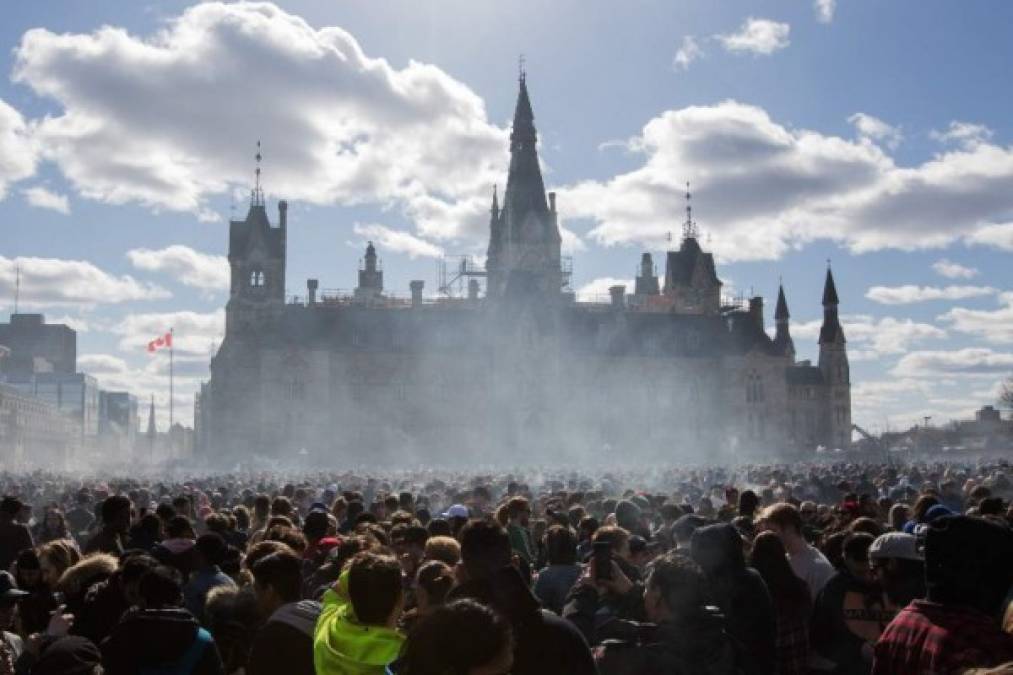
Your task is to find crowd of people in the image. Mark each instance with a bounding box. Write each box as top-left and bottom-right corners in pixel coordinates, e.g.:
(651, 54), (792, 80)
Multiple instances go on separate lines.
(0, 460), (1011, 674)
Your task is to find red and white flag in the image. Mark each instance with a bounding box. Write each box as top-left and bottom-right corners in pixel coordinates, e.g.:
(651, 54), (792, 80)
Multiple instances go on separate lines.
(147, 331), (173, 353)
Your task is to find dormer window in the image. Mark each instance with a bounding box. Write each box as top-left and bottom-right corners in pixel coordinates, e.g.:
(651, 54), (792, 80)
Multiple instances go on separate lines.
(249, 269), (265, 288)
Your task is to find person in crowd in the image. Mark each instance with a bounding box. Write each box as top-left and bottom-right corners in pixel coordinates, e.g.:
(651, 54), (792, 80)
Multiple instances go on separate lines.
(100, 564), (225, 674)
(0, 497), (33, 573)
(503, 498), (534, 565)
(690, 522), (777, 675)
(873, 515), (1013, 674)
(248, 549), (321, 675)
(0, 571), (28, 669)
(868, 533), (925, 611)
(127, 513), (163, 552)
(74, 553), (158, 645)
(810, 532), (883, 674)
(203, 585), (260, 675)
(64, 492), (95, 545)
(422, 535), (460, 567)
(581, 551), (740, 674)
(32, 510), (69, 546)
(759, 502), (836, 601)
(12, 550), (54, 636)
(184, 533), (237, 621)
(57, 554), (119, 618)
(452, 519), (595, 675)
(533, 525), (582, 615)
(153, 516), (197, 577)
(314, 551), (405, 675)
(83, 496), (131, 557)
(389, 599), (514, 675)
(749, 531), (811, 675)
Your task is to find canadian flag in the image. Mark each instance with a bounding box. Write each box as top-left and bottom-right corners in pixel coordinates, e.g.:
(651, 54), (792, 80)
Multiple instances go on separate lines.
(147, 331), (173, 353)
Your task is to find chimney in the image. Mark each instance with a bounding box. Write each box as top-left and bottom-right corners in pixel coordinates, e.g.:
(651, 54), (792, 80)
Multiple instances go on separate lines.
(548, 192), (556, 213)
(278, 200), (288, 229)
(609, 285), (626, 309)
(307, 278), (318, 305)
(410, 280), (424, 307)
(749, 296), (764, 330)
(468, 278), (480, 300)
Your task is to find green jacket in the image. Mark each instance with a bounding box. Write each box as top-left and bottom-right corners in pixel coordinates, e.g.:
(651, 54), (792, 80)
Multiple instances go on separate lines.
(313, 578), (405, 675)
(508, 523), (534, 564)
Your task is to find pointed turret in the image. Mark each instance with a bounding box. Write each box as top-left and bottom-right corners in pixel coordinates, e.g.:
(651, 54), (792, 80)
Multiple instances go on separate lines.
(819, 267), (845, 345)
(485, 71), (561, 300)
(773, 283), (795, 358)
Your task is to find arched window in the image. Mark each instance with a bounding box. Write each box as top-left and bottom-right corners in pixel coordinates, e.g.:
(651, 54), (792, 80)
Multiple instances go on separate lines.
(249, 269), (265, 288)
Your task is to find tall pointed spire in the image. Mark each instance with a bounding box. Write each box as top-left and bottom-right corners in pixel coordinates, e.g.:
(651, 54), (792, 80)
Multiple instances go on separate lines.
(682, 182), (698, 240)
(822, 263), (839, 307)
(503, 71), (547, 215)
(775, 282), (790, 321)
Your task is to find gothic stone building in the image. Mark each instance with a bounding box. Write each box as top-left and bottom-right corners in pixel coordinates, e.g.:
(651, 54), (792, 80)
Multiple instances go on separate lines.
(198, 76), (852, 465)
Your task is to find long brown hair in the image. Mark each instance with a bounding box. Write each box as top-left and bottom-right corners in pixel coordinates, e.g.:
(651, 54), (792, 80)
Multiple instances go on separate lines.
(749, 531), (810, 613)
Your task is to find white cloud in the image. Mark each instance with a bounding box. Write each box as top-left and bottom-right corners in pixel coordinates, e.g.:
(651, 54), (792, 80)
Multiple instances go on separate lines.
(13, 2), (508, 242)
(0, 255), (170, 309)
(351, 224), (443, 259)
(716, 18), (790, 56)
(575, 277), (634, 302)
(0, 98), (37, 199)
(866, 284), (995, 305)
(892, 348), (1013, 378)
(792, 314), (946, 357)
(930, 121), (993, 149)
(848, 113), (902, 150)
(127, 245), (229, 290)
(815, 0), (836, 23)
(111, 309), (225, 358)
(673, 36), (704, 71)
(939, 293), (1013, 344)
(931, 258), (977, 279)
(556, 99), (1013, 261)
(21, 185), (70, 214)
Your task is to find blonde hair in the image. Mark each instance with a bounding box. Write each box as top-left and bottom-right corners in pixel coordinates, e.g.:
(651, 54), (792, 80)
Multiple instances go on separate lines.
(423, 536), (461, 566)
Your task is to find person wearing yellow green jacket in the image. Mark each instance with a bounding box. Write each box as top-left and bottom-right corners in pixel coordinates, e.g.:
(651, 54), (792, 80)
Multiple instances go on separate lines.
(314, 552), (406, 675)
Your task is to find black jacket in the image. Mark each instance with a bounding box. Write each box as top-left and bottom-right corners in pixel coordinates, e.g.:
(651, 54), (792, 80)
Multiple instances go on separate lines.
(101, 607), (224, 675)
(247, 600), (320, 675)
(691, 523), (777, 675)
(448, 567), (596, 675)
(595, 610), (740, 675)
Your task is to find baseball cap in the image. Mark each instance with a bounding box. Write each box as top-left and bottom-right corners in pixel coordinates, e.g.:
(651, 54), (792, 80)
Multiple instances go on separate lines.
(869, 532), (923, 562)
(0, 570), (29, 602)
(442, 504), (469, 519)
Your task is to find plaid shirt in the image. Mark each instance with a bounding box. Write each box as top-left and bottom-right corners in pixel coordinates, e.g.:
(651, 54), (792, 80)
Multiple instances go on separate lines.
(873, 600), (1013, 675)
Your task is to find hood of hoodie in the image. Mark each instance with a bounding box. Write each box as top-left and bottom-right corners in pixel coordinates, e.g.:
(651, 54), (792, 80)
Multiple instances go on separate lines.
(447, 566), (541, 626)
(690, 523), (746, 579)
(57, 554), (118, 598)
(113, 608), (202, 664)
(314, 588), (403, 673)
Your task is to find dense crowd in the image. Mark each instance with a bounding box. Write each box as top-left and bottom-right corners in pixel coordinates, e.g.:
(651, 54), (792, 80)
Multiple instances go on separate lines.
(0, 460), (1011, 675)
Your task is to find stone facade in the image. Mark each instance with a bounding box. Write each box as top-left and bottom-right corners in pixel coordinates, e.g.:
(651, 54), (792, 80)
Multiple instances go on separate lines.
(198, 76), (851, 464)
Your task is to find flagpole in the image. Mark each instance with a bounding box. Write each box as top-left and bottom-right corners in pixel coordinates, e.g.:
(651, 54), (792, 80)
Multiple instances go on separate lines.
(169, 327), (174, 430)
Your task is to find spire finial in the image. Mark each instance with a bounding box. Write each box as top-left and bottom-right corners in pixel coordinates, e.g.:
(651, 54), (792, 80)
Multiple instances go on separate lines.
(251, 140), (264, 206)
(682, 181), (698, 240)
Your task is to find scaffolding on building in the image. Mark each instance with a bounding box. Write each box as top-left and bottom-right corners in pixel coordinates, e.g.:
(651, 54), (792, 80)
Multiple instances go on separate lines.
(437, 256), (487, 298)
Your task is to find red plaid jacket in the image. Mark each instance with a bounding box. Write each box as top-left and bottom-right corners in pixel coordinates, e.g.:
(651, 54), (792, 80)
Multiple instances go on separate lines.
(872, 600), (1013, 675)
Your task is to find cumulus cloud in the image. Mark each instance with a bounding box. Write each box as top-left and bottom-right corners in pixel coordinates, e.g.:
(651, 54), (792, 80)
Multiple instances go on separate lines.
(127, 245), (229, 290)
(22, 185), (70, 214)
(892, 348), (1013, 377)
(0, 98), (37, 199)
(930, 121), (993, 149)
(0, 255), (170, 309)
(716, 18), (790, 56)
(351, 224), (443, 259)
(866, 284), (995, 305)
(931, 258), (977, 279)
(791, 314), (946, 357)
(674, 36), (704, 71)
(815, 0), (836, 23)
(111, 309), (225, 357)
(848, 113), (902, 150)
(575, 277), (634, 302)
(558, 98), (1013, 260)
(939, 292), (1013, 344)
(13, 2), (508, 241)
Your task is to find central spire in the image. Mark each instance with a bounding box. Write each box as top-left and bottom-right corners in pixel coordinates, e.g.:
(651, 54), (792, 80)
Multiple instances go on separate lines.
(504, 72), (548, 216)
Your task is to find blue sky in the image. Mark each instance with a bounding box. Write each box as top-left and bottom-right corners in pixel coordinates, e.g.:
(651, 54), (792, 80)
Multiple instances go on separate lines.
(2, 0), (1013, 432)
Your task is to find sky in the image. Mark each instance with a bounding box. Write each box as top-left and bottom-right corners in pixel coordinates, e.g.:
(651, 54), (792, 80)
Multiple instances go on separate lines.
(2, 0), (1013, 433)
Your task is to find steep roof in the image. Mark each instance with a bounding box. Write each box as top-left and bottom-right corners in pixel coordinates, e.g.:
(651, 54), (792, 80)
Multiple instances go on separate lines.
(229, 204), (284, 260)
(775, 284), (790, 321)
(664, 237), (721, 288)
(822, 268), (839, 306)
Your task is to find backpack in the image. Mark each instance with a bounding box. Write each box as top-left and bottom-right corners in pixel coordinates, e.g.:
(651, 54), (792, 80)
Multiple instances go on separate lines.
(140, 627), (212, 675)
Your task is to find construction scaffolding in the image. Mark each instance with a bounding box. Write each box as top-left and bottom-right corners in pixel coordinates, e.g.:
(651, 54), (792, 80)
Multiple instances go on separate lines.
(438, 256), (487, 298)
